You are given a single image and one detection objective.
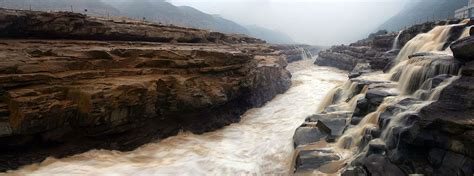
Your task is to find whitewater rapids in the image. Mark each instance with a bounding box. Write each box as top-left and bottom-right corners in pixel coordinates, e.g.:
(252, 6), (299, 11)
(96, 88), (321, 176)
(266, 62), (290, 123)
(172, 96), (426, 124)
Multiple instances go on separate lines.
(5, 59), (347, 176)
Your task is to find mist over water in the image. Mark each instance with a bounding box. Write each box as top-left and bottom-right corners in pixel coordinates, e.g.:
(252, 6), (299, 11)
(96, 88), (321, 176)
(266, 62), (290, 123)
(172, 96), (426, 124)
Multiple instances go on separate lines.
(168, 0), (411, 45)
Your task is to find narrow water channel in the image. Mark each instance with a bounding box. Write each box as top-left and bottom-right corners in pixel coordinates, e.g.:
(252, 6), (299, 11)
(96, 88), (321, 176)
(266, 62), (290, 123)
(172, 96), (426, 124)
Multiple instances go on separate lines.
(6, 59), (348, 176)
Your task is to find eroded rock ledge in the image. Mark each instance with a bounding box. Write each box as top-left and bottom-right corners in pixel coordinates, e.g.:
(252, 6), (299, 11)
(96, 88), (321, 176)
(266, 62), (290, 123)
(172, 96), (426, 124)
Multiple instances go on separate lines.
(315, 19), (470, 75)
(0, 9), (292, 171)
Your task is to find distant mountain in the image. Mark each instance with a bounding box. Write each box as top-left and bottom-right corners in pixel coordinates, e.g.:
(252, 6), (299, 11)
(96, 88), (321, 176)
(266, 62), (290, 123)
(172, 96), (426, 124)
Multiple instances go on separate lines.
(378, 0), (468, 31)
(0, 0), (120, 17)
(245, 25), (294, 44)
(102, 0), (249, 35)
(0, 0), (295, 44)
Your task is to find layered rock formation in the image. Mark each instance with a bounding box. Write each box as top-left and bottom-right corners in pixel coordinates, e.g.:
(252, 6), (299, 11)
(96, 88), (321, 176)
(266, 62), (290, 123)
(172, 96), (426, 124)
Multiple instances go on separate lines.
(0, 9), (292, 171)
(0, 8), (264, 44)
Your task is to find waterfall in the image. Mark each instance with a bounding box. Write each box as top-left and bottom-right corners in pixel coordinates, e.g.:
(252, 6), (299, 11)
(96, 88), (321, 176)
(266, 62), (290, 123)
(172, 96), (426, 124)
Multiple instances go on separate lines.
(329, 21), (471, 166)
(300, 48), (313, 60)
(316, 81), (368, 113)
(393, 25), (455, 64)
(391, 30), (403, 51)
(391, 56), (461, 95)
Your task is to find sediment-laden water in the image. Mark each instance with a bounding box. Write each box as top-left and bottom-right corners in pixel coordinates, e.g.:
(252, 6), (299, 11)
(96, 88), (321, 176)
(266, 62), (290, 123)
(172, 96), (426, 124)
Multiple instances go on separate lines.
(5, 59), (347, 176)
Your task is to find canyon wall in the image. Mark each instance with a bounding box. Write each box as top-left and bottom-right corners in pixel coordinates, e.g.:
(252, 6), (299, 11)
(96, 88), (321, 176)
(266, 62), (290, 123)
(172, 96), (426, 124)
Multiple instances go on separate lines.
(0, 9), (293, 171)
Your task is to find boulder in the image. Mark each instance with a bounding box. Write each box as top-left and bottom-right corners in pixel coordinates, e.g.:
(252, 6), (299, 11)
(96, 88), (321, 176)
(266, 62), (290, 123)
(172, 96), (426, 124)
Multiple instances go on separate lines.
(451, 36), (474, 63)
(366, 140), (386, 156)
(305, 112), (351, 136)
(365, 88), (398, 112)
(294, 149), (341, 173)
(293, 125), (329, 148)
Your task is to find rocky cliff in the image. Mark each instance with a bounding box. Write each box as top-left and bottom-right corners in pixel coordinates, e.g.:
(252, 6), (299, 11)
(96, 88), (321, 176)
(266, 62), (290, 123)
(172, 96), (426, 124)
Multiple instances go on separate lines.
(0, 9), (292, 171)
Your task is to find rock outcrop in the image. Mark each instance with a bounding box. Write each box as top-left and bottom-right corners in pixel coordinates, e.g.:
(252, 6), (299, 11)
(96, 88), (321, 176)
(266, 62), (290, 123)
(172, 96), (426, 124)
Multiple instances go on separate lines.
(0, 9), (292, 171)
(314, 20), (467, 76)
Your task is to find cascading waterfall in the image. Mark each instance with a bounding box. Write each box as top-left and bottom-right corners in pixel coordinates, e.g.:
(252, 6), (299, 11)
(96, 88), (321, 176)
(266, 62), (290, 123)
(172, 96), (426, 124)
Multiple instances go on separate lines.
(299, 48), (313, 60)
(393, 25), (456, 64)
(316, 81), (368, 113)
(391, 30), (403, 51)
(316, 21), (472, 172)
(390, 56), (461, 95)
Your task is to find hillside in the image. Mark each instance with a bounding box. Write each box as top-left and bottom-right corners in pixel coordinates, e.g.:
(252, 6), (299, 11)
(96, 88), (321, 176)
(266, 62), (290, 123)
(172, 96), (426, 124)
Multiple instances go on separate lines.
(378, 0), (468, 31)
(107, 0), (250, 35)
(0, 0), (120, 16)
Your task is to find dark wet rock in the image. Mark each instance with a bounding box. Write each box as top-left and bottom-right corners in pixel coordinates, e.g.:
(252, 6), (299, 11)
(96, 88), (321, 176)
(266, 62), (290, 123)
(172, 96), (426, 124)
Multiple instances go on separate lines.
(365, 88), (398, 112)
(366, 140), (386, 156)
(341, 166), (368, 176)
(370, 51), (398, 70)
(305, 113), (351, 136)
(428, 148), (446, 167)
(408, 52), (439, 59)
(293, 125), (329, 148)
(351, 154), (405, 176)
(427, 148), (474, 176)
(451, 36), (474, 63)
(315, 50), (358, 71)
(378, 98), (419, 129)
(416, 75), (474, 158)
(294, 149), (341, 173)
(353, 98), (370, 117)
(430, 74), (452, 88)
(462, 61), (474, 76)
(350, 116), (364, 125)
(444, 25), (468, 50)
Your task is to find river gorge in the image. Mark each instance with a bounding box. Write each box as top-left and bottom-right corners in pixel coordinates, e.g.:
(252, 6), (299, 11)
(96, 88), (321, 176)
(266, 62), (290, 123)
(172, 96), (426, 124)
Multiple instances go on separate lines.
(1, 5), (474, 176)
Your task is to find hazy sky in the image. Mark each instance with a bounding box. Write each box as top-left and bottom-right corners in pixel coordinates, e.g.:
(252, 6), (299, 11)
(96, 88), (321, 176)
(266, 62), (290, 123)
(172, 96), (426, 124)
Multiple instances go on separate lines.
(168, 0), (410, 45)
